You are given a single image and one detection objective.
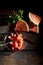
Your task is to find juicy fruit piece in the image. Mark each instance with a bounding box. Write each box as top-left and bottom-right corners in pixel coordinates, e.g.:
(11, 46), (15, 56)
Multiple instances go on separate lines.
(29, 12), (41, 25)
(14, 42), (18, 48)
(14, 20), (29, 32)
(28, 22), (37, 33)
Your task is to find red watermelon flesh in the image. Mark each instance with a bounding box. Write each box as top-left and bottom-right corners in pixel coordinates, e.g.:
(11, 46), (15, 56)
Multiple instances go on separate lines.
(28, 22), (37, 33)
(14, 20), (29, 32)
(29, 12), (42, 25)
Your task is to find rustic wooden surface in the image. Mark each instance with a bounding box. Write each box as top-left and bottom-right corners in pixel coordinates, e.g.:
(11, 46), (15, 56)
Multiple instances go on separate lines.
(0, 51), (40, 65)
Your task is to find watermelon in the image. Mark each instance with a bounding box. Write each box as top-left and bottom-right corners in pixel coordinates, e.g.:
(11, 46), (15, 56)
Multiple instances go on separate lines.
(14, 20), (29, 32)
(28, 22), (39, 33)
(29, 12), (42, 25)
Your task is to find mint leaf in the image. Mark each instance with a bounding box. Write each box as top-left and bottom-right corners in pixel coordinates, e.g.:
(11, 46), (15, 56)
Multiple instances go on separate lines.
(19, 9), (23, 16)
(8, 9), (24, 24)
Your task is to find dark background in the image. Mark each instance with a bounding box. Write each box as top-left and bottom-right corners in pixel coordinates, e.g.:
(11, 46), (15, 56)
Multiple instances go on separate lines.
(0, 0), (43, 16)
(0, 1), (43, 65)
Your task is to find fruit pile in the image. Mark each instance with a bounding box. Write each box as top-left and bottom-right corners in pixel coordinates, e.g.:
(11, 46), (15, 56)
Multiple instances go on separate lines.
(14, 12), (41, 33)
(5, 33), (24, 52)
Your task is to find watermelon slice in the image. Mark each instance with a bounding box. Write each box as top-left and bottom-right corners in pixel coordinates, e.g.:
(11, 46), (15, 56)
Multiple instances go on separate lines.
(14, 20), (29, 32)
(28, 22), (39, 33)
(29, 12), (42, 25)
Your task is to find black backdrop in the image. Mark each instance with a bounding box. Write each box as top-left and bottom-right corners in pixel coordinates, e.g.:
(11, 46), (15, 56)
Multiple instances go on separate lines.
(0, 0), (43, 16)
(0, 0), (43, 62)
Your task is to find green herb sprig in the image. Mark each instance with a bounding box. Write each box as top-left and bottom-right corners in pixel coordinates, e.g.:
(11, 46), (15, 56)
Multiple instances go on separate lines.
(8, 9), (24, 24)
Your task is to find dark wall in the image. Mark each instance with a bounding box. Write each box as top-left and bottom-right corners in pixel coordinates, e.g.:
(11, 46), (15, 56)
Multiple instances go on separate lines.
(0, 0), (43, 16)
(0, 0), (43, 12)
(0, 1), (43, 19)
